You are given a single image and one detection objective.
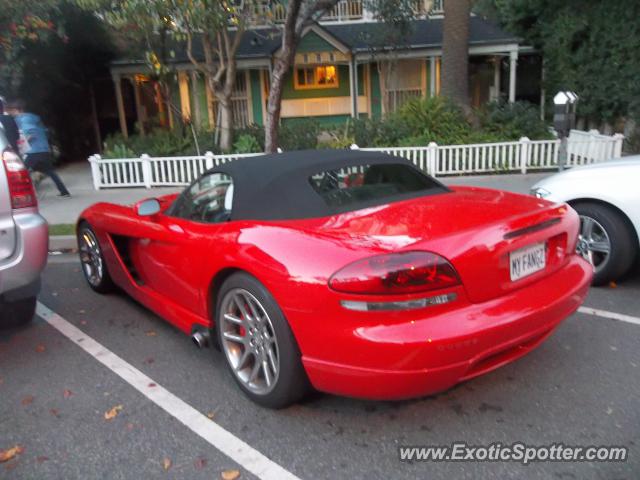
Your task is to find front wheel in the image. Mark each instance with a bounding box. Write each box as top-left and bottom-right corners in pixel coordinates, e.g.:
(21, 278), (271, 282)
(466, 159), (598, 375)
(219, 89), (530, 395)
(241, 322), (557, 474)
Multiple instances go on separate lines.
(572, 202), (637, 286)
(216, 273), (309, 408)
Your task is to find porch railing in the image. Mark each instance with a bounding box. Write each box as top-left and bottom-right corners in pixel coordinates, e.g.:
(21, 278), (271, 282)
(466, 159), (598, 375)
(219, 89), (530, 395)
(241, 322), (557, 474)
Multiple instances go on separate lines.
(324, 0), (364, 21)
(386, 88), (423, 113)
(88, 132), (625, 189)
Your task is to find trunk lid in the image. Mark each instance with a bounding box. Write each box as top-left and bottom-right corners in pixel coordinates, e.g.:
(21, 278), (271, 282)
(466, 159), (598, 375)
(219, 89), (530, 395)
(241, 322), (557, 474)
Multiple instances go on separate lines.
(311, 186), (578, 303)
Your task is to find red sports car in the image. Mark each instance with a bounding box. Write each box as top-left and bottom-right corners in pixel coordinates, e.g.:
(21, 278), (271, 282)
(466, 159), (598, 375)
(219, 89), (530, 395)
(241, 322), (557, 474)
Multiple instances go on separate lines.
(77, 150), (592, 408)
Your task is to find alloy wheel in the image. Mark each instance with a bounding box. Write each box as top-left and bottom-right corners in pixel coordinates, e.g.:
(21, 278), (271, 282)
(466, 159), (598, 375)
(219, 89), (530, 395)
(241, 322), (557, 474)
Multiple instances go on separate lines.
(220, 288), (280, 395)
(79, 229), (104, 287)
(577, 215), (611, 273)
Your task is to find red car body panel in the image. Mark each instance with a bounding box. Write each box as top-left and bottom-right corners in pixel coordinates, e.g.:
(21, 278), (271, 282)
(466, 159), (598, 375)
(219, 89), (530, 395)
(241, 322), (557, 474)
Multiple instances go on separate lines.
(78, 185), (592, 400)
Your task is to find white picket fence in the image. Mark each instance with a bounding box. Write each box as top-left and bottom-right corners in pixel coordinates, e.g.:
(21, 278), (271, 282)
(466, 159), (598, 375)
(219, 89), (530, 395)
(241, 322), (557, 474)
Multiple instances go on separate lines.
(88, 130), (624, 189)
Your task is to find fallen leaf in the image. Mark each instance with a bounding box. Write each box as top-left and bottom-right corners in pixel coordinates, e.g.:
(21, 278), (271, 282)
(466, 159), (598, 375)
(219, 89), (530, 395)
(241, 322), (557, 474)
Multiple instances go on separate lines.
(221, 469), (240, 480)
(162, 457), (172, 471)
(145, 330), (157, 337)
(0, 445), (24, 463)
(148, 383), (157, 388)
(49, 408), (60, 418)
(609, 281), (617, 288)
(80, 320), (87, 325)
(63, 389), (73, 399)
(207, 412), (215, 420)
(21, 395), (34, 406)
(144, 357), (155, 364)
(104, 405), (123, 421)
(35, 344), (46, 353)
(194, 458), (207, 470)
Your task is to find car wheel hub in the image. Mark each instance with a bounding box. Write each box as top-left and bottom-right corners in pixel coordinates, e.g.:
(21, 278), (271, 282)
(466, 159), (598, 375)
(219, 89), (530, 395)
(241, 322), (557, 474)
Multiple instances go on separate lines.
(79, 229), (104, 287)
(220, 288), (280, 395)
(577, 215), (611, 273)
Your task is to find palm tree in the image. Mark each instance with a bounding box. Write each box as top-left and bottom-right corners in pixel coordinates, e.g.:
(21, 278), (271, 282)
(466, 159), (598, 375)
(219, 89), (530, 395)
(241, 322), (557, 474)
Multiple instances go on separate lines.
(441, 0), (471, 112)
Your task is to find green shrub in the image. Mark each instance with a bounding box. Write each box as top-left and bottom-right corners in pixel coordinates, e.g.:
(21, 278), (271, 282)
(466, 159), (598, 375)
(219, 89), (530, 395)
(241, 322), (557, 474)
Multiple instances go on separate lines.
(234, 125), (265, 151)
(478, 101), (553, 140)
(233, 134), (262, 153)
(279, 118), (320, 150)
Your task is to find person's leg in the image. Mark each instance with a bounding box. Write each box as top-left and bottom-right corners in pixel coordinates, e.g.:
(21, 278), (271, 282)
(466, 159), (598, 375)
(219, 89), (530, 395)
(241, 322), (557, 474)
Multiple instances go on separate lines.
(34, 153), (70, 196)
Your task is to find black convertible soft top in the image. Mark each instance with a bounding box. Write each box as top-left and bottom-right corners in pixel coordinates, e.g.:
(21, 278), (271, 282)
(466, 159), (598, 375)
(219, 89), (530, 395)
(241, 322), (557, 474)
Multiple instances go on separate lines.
(211, 149), (447, 221)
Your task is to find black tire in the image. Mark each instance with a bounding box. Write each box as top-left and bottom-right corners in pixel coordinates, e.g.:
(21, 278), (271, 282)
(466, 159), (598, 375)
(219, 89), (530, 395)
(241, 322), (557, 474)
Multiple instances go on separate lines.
(215, 272), (310, 408)
(77, 222), (115, 293)
(0, 296), (36, 328)
(572, 202), (637, 286)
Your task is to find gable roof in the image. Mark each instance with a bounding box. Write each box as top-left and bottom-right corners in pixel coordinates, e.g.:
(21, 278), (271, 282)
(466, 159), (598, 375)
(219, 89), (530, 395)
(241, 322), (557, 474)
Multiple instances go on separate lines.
(112, 17), (520, 67)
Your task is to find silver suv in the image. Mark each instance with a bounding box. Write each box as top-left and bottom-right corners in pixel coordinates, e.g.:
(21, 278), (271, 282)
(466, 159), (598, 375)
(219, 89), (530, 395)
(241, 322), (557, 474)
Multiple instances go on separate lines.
(0, 129), (48, 326)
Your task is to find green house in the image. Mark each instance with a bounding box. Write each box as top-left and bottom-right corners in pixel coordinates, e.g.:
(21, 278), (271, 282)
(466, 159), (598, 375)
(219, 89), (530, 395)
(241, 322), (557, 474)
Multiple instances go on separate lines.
(108, 1), (540, 138)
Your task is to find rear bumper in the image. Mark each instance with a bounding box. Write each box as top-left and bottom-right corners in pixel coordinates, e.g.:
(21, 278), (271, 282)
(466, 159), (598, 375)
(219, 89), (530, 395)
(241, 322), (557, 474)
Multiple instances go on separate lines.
(0, 209), (48, 303)
(302, 255), (592, 400)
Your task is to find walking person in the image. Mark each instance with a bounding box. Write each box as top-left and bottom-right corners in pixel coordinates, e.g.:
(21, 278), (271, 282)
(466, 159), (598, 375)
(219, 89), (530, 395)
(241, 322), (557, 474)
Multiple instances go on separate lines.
(7, 100), (70, 197)
(0, 97), (20, 153)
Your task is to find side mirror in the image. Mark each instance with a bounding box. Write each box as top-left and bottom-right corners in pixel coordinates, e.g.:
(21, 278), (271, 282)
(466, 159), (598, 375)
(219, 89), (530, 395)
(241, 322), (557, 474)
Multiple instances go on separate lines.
(136, 198), (161, 216)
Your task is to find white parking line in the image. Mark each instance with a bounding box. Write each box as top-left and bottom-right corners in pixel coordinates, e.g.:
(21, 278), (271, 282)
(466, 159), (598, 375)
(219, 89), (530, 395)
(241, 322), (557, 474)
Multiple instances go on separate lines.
(36, 302), (301, 480)
(578, 306), (640, 326)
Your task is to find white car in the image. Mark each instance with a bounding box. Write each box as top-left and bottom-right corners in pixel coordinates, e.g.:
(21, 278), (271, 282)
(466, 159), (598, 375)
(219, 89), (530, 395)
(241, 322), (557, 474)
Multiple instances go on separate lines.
(531, 157), (640, 285)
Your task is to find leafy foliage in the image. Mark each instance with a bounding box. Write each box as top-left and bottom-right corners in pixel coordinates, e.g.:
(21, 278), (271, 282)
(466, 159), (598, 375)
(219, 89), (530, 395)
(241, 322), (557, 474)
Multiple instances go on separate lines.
(478, 101), (553, 140)
(0, 0), (62, 92)
(480, 0), (640, 124)
(7, 2), (115, 161)
(103, 129), (203, 158)
(232, 134), (262, 154)
(350, 97), (551, 147)
(279, 119), (321, 151)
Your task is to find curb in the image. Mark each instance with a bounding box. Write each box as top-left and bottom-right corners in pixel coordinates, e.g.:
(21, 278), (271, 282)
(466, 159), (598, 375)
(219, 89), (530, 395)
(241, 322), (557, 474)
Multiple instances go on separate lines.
(49, 235), (76, 252)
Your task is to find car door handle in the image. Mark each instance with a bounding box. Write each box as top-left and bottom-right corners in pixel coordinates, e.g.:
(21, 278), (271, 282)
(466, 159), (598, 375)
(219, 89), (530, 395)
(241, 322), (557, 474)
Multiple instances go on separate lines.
(167, 224), (185, 234)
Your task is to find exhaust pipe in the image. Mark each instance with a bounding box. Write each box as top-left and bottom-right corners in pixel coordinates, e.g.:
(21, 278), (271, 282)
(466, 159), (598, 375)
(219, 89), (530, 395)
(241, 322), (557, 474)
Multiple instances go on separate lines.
(191, 330), (210, 349)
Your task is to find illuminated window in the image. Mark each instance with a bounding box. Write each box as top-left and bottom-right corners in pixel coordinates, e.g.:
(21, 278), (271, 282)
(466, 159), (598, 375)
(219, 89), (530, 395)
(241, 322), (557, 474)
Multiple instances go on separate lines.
(294, 65), (338, 89)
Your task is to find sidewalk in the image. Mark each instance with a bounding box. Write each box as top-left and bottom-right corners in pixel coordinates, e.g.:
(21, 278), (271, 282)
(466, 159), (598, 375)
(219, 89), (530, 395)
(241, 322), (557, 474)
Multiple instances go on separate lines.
(37, 162), (179, 225)
(37, 161), (553, 225)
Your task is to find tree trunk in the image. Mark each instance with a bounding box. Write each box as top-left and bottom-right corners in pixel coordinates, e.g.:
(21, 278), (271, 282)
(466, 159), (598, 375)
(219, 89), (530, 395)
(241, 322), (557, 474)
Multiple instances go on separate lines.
(218, 96), (233, 151)
(265, 61), (290, 152)
(265, 0), (303, 153)
(441, 0), (471, 111)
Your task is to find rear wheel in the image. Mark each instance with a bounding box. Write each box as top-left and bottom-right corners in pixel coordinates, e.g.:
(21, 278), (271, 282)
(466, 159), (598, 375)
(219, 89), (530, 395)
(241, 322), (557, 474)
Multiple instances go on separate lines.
(572, 202), (636, 286)
(77, 222), (115, 293)
(216, 273), (309, 408)
(0, 296), (36, 328)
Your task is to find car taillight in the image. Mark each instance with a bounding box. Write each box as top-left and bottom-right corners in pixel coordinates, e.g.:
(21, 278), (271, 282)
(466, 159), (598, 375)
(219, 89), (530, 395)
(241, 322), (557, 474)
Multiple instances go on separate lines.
(329, 251), (461, 295)
(3, 149), (37, 209)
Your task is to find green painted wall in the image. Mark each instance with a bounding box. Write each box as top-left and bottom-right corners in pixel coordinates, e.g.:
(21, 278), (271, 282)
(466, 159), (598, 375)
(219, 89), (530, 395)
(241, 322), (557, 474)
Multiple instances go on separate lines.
(369, 63), (382, 118)
(283, 115), (350, 127)
(194, 74), (211, 129)
(282, 65), (365, 100)
(297, 31), (336, 53)
(250, 70), (263, 126)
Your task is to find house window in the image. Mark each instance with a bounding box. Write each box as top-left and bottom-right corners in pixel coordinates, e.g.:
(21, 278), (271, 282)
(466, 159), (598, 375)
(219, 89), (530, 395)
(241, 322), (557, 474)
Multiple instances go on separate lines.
(294, 65), (338, 89)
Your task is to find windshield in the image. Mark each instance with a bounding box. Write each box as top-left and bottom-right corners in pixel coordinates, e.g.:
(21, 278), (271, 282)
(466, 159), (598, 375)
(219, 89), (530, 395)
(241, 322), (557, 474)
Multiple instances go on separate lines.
(309, 163), (445, 209)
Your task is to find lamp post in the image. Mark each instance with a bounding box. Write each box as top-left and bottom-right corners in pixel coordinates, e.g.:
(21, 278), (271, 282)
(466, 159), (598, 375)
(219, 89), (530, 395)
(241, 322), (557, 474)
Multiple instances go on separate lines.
(553, 91), (579, 171)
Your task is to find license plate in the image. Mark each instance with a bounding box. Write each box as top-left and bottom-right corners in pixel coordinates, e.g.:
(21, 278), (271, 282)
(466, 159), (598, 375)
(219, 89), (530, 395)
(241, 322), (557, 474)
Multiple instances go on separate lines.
(510, 242), (546, 281)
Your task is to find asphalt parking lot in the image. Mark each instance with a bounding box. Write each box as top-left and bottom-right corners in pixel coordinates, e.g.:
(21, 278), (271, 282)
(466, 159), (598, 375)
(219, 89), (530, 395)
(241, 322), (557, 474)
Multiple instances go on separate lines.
(0, 254), (638, 480)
